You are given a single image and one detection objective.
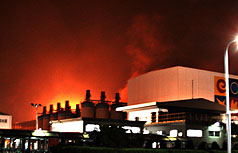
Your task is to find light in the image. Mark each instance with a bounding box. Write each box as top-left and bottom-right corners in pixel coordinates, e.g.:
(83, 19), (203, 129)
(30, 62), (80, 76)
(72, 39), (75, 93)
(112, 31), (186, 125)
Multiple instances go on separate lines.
(178, 132), (183, 137)
(143, 128), (150, 134)
(30, 103), (42, 130)
(169, 129), (178, 137)
(116, 102), (157, 111)
(156, 131), (163, 135)
(122, 126), (140, 133)
(51, 120), (84, 133)
(152, 142), (157, 148)
(83, 132), (89, 138)
(32, 129), (50, 136)
(187, 129), (202, 137)
(224, 35), (238, 153)
(235, 35), (238, 50)
(85, 124), (100, 132)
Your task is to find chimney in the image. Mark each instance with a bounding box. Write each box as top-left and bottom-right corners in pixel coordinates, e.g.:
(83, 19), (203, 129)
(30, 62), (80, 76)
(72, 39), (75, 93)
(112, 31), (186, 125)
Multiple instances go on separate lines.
(43, 106), (47, 115)
(50, 105), (53, 114)
(85, 90), (91, 102)
(115, 93), (120, 104)
(65, 100), (70, 111)
(76, 104), (80, 116)
(57, 103), (61, 112)
(100, 91), (106, 103)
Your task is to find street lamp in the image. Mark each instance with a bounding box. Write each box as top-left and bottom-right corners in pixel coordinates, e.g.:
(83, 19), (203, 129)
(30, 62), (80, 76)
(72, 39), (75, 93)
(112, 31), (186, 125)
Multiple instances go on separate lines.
(224, 35), (238, 153)
(31, 103), (42, 130)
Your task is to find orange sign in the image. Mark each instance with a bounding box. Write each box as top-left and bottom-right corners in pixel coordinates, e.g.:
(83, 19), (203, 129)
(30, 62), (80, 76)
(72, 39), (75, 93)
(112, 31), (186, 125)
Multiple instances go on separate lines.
(214, 76), (238, 109)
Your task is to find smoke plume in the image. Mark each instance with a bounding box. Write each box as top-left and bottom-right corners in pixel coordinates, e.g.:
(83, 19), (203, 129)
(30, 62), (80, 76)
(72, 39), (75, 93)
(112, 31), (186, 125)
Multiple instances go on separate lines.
(120, 14), (172, 101)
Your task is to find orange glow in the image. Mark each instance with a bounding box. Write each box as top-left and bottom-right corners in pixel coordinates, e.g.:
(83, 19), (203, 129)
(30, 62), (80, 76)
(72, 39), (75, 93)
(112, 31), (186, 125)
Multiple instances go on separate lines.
(49, 94), (84, 111)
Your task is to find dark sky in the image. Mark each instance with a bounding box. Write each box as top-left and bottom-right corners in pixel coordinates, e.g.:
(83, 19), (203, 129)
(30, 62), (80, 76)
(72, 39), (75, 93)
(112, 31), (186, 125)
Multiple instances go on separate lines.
(1, 0), (238, 122)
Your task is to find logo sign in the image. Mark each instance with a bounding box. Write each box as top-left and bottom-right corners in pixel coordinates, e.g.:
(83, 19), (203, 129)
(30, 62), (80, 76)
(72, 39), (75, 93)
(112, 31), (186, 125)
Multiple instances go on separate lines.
(214, 76), (238, 109)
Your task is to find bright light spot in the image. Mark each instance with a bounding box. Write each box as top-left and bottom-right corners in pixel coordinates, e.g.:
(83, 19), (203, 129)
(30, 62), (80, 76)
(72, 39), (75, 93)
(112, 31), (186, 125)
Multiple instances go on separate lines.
(156, 131), (163, 135)
(235, 35), (238, 50)
(187, 129), (202, 137)
(208, 122), (221, 131)
(214, 122), (220, 127)
(83, 132), (89, 138)
(51, 120), (84, 133)
(32, 129), (50, 136)
(178, 132), (183, 137)
(170, 129), (178, 137)
(152, 142), (157, 148)
(122, 126), (140, 133)
(85, 124), (100, 132)
(143, 128), (150, 134)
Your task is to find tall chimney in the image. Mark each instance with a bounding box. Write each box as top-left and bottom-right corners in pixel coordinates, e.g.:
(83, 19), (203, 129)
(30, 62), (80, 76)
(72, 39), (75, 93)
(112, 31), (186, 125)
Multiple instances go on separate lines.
(43, 106), (47, 115)
(57, 103), (61, 112)
(100, 91), (106, 103)
(65, 100), (69, 110)
(76, 104), (80, 116)
(115, 93), (120, 104)
(86, 90), (91, 101)
(50, 105), (53, 114)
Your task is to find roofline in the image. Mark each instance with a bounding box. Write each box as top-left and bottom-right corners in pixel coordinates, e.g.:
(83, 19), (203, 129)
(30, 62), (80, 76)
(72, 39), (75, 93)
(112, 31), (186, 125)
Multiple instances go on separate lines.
(116, 102), (157, 111)
(129, 66), (238, 82)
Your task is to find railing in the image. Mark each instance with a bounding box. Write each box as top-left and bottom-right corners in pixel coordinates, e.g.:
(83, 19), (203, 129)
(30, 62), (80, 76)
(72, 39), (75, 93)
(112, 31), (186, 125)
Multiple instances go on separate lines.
(150, 112), (186, 124)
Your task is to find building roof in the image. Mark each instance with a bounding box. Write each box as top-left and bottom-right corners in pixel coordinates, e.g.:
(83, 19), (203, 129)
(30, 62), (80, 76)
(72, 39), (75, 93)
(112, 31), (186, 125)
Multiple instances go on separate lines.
(156, 98), (226, 113)
(51, 117), (146, 127)
(0, 112), (10, 115)
(117, 98), (226, 114)
(82, 117), (146, 127)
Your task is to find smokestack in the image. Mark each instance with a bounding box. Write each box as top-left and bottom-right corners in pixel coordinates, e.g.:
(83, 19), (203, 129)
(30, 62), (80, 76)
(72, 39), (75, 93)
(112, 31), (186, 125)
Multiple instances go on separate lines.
(43, 106), (47, 115)
(65, 100), (69, 110)
(85, 90), (91, 101)
(100, 91), (106, 103)
(50, 104), (53, 114)
(76, 104), (80, 116)
(57, 102), (61, 112)
(115, 93), (120, 104)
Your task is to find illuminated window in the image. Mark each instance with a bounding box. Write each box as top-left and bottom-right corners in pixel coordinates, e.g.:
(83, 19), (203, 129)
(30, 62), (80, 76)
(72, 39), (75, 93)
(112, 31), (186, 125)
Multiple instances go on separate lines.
(85, 124), (100, 132)
(187, 129), (202, 137)
(170, 129), (178, 137)
(152, 142), (157, 148)
(209, 131), (220, 137)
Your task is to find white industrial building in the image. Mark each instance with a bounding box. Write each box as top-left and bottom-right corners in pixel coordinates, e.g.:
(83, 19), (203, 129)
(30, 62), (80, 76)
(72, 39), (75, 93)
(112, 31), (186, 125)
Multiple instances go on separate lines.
(117, 66), (238, 149)
(127, 66), (238, 107)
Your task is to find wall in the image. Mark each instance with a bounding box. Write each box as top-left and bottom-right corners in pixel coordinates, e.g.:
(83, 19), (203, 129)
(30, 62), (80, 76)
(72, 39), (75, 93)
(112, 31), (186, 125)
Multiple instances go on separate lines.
(128, 66), (238, 109)
(51, 120), (84, 133)
(0, 115), (12, 129)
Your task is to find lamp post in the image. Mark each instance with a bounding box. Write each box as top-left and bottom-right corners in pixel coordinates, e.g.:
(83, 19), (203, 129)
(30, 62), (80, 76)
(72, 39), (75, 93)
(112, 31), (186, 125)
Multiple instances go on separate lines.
(31, 103), (42, 130)
(224, 36), (238, 153)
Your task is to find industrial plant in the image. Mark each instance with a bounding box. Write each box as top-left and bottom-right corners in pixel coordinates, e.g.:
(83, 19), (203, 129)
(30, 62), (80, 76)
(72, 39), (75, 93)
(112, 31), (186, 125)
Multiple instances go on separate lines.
(1, 66), (238, 152)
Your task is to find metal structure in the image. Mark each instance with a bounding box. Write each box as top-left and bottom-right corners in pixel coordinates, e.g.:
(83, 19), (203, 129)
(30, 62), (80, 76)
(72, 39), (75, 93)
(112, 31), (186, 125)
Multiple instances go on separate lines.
(224, 36), (238, 153)
(31, 103), (42, 130)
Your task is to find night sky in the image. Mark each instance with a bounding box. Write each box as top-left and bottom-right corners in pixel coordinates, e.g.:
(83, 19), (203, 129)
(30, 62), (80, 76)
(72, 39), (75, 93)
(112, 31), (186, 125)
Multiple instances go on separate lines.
(1, 0), (238, 122)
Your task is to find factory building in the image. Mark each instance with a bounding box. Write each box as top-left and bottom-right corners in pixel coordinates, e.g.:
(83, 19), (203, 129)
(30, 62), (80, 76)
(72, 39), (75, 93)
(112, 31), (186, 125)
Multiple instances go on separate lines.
(117, 66), (238, 149)
(36, 91), (145, 134)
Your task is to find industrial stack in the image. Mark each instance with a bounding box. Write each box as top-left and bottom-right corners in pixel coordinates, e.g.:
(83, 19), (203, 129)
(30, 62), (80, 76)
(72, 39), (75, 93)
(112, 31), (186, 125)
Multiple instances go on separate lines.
(95, 91), (109, 119)
(38, 90), (127, 130)
(110, 93), (127, 120)
(81, 90), (95, 118)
